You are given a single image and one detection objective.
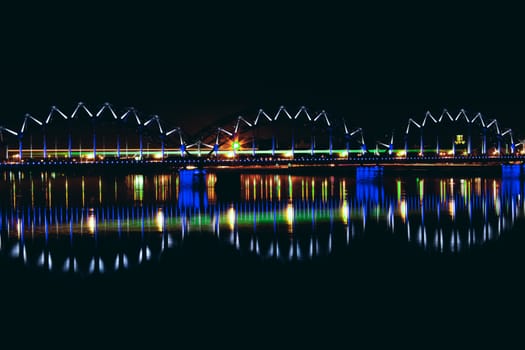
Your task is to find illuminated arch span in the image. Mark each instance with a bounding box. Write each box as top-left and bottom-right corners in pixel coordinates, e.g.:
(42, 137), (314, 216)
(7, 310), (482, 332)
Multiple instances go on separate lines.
(188, 106), (367, 158)
(398, 109), (516, 157)
(0, 103), (189, 161)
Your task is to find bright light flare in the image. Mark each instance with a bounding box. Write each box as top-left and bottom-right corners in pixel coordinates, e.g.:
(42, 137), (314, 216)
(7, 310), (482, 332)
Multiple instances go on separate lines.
(232, 140), (241, 151)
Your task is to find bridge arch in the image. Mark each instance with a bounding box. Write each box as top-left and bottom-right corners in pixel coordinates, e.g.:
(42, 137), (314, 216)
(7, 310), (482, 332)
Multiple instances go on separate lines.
(396, 109), (517, 157)
(189, 106), (367, 159)
(0, 103), (189, 161)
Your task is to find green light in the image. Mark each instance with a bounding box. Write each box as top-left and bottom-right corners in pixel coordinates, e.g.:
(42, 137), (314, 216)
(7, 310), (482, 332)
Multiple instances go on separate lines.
(232, 141), (241, 151)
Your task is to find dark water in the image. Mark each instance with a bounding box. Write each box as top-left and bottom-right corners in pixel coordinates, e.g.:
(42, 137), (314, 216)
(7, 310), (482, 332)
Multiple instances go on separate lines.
(1, 167), (524, 344)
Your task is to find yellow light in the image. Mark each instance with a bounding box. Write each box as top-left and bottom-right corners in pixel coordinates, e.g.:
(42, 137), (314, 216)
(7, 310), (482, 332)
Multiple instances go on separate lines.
(85, 153), (95, 160)
(87, 210), (96, 234)
(153, 152), (163, 159)
(226, 151), (235, 158)
(339, 151), (348, 158)
(447, 150), (454, 155)
(399, 199), (407, 223)
(227, 206), (236, 232)
(341, 199), (348, 225)
(284, 151), (293, 157)
(156, 209), (165, 232)
(454, 134), (465, 145)
(448, 199), (455, 218)
(285, 202), (294, 233)
(396, 151), (406, 157)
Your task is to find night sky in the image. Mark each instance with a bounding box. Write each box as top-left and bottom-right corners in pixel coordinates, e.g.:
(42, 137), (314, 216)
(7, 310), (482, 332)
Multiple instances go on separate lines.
(2, 4), (524, 143)
(1, 77), (524, 143)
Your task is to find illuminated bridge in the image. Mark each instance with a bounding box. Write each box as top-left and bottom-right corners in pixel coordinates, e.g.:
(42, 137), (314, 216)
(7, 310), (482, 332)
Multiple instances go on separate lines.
(1, 103), (524, 169)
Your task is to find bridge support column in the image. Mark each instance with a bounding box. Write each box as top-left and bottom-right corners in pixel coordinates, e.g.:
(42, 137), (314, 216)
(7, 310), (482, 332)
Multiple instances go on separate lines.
(311, 136), (316, 156)
(116, 135), (121, 158)
(404, 136), (408, 158)
(436, 137), (440, 156)
(345, 140), (349, 158)
(139, 133), (143, 159)
(467, 127), (472, 155)
(452, 138), (455, 156)
(420, 129), (424, 156)
(93, 131), (97, 159)
(161, 139), (165, 159)
(18, 138), (22, 160)
(329, 130), (333, 156)
(291, 130), (295, 158)
(272, 136), (276, 157)
(43, 132), (47, 159)
(252, 137), (256, 157)
(482, 129), (487, 155)
(497, 138), (501, 155)
(68, 133), (72, 159)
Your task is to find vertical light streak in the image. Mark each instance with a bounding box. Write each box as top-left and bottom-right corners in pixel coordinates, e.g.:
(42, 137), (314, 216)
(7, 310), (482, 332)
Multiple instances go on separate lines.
(288, 175), (293, 200)
(286, 201), (294, 234)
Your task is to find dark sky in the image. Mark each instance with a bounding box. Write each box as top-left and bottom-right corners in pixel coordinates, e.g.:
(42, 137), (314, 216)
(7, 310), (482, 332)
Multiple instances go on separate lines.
(1, 78), (524, 142)
(2, 3), (525, 141)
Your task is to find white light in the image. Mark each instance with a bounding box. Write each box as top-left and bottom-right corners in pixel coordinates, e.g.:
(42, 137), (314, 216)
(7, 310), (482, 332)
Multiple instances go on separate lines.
(10, 244), (20, 258)
(89, 258), (95, 274)
(38, 252), (45, 266)
(63, 259), (70, 272)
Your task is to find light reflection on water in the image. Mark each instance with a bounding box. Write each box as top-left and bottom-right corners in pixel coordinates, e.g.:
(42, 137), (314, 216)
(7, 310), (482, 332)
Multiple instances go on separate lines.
(0, 167), (523, 275)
